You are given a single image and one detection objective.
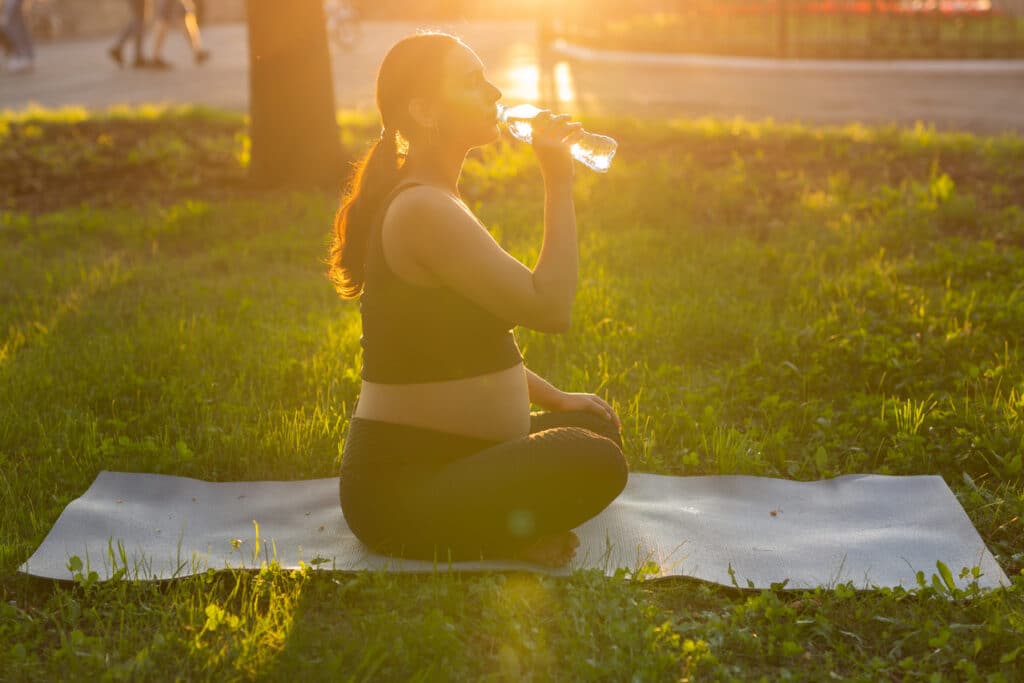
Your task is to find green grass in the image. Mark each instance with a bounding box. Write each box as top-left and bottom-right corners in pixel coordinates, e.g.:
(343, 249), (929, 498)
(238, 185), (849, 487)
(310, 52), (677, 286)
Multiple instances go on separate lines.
(2, 106), (1023, 680)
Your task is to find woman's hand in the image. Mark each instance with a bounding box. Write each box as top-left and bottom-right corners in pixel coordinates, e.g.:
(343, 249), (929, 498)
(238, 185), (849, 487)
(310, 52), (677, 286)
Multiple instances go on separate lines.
(531, 111), (583, 185)
(547, 391), (621, 431)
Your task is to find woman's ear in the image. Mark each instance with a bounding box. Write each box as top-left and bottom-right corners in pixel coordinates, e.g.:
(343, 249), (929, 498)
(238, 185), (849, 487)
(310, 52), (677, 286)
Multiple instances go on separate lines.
(407, 97), (438, 131)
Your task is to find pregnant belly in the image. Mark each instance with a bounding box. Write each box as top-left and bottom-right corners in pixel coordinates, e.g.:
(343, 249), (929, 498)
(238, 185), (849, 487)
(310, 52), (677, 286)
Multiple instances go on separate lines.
(353, 363), (531, 442)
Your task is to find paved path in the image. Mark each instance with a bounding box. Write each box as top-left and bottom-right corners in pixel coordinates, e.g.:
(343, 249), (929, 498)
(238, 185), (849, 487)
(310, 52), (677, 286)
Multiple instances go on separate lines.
(2, 20), (1022, 134)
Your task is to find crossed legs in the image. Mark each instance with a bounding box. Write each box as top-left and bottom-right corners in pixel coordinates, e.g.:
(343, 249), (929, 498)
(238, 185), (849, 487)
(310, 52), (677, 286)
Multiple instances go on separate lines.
(340, 410), (628, 565)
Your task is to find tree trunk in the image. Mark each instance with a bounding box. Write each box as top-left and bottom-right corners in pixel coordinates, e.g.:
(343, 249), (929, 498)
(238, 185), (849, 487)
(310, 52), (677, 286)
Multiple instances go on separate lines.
(246, 0), (342, 189)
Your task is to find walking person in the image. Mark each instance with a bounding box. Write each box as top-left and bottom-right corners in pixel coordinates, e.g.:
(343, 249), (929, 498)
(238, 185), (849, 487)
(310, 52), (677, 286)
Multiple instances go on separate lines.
(0, 21), (12, 59)
(108, 0), (148, 68)
(2, 0), (35, 74)
(330, 32), (628, 567)
(148, 0), (210, 69)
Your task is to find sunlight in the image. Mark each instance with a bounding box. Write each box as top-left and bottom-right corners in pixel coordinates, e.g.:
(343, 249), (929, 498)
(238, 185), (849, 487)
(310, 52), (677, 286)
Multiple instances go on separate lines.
(502, 64), (540, 104)
(496, 40), (542, 104)
(474, 570), (556, 672)
(502, 573), (550, 603)
(189, 565), (308, 677)
(497, 59), (577, 109)
(554, 61), (576, 106)
(496, 573), (554, 668)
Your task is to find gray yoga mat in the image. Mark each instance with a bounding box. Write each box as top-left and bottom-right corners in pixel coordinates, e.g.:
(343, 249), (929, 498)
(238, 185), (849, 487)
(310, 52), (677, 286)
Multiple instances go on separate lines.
(20, 470), (1009, 590)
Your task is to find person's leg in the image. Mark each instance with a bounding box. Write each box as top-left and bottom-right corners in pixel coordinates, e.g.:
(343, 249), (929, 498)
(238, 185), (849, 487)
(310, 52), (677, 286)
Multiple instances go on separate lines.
(150, 20), (170, 64)
(529, 409), (623, 447)
(112, 19), (132, 51)
(110, 0), (146, 65)
(19, 0), (33, 60)
(3, 0), (33, 64)
(339, 417), (497, 555)
(395, 423), (628, 562)
(129, 0), (146, 63)
(149, 0), (176, 68)
(180, 0), (209, 63)
(519, 411), (622, 564)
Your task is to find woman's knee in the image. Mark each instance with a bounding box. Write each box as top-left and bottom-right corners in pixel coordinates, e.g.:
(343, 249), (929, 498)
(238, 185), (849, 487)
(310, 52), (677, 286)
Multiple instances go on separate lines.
(532, 409), (623, 447)
(595, 436), (629, 497)
(560, 429), (628, 500)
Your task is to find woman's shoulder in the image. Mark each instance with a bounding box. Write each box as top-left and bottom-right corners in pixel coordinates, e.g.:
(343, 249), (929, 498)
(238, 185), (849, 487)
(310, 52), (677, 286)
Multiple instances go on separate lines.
(380, 184), (482, 284)
(386, 182), (458, 214)
(384, 183), (475, 237)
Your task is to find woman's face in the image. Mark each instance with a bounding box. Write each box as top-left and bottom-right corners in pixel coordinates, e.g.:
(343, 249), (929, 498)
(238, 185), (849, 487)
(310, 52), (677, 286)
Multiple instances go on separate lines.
(434, 43), (503, 149)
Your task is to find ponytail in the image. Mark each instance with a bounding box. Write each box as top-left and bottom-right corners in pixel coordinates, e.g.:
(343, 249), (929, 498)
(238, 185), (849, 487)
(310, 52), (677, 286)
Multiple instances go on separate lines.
(327, 129), (404, 299)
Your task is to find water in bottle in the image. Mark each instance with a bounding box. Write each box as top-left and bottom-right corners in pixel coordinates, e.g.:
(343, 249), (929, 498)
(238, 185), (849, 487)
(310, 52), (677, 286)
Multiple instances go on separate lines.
(496, 103), (617, 173)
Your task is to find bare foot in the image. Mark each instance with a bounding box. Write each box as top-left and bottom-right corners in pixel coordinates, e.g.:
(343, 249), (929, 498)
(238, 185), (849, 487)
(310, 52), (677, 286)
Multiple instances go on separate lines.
(515, 531), (580, 567)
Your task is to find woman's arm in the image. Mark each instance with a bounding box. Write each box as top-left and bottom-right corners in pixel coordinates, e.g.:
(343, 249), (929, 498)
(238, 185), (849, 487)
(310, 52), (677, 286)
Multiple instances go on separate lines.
(390, 114), (583, 333)
(525, 366), (564, 410)
(525, 367), (622, 430)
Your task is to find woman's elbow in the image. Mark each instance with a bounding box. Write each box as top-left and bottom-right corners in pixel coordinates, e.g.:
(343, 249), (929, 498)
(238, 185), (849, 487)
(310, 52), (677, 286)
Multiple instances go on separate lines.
(539, 307), (572, 334)
(522, 288), (574, 333)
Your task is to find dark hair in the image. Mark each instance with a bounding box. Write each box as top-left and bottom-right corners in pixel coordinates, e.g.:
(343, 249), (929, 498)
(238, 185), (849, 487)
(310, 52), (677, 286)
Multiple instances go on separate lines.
(327, 31), (464, 299)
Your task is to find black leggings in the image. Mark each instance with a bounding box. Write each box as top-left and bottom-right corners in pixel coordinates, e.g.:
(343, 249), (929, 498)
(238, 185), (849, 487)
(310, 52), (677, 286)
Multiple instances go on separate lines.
(339, 410), (628, 562)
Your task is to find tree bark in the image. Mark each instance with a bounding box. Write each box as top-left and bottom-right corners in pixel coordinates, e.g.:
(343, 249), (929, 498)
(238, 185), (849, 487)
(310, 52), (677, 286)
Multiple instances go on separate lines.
(246, 0), (343, 189)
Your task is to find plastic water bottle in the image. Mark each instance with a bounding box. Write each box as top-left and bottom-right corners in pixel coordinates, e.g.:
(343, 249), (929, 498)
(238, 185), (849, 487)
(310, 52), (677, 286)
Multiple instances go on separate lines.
(497, 103), (617, 173)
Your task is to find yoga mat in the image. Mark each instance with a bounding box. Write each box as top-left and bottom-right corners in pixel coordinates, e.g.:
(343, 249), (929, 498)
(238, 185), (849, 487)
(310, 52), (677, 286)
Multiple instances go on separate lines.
(19, 470), (1009, 590)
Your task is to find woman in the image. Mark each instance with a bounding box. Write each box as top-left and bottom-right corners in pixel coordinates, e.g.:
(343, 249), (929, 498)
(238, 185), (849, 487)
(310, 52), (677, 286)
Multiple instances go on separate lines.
(328, 32), (628, 568)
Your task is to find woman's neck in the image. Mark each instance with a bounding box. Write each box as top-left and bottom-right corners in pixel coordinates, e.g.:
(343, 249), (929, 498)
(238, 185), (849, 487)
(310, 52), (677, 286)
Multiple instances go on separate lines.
(403, 143), (466, 197)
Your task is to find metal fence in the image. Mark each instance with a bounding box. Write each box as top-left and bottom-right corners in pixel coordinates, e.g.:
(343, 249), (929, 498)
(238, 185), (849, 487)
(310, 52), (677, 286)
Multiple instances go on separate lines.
(548, 0), (1024, 58)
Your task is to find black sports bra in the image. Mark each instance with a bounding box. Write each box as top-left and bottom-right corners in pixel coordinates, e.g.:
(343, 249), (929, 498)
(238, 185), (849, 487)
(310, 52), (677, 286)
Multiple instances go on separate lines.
(358, 182), (523, 383)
